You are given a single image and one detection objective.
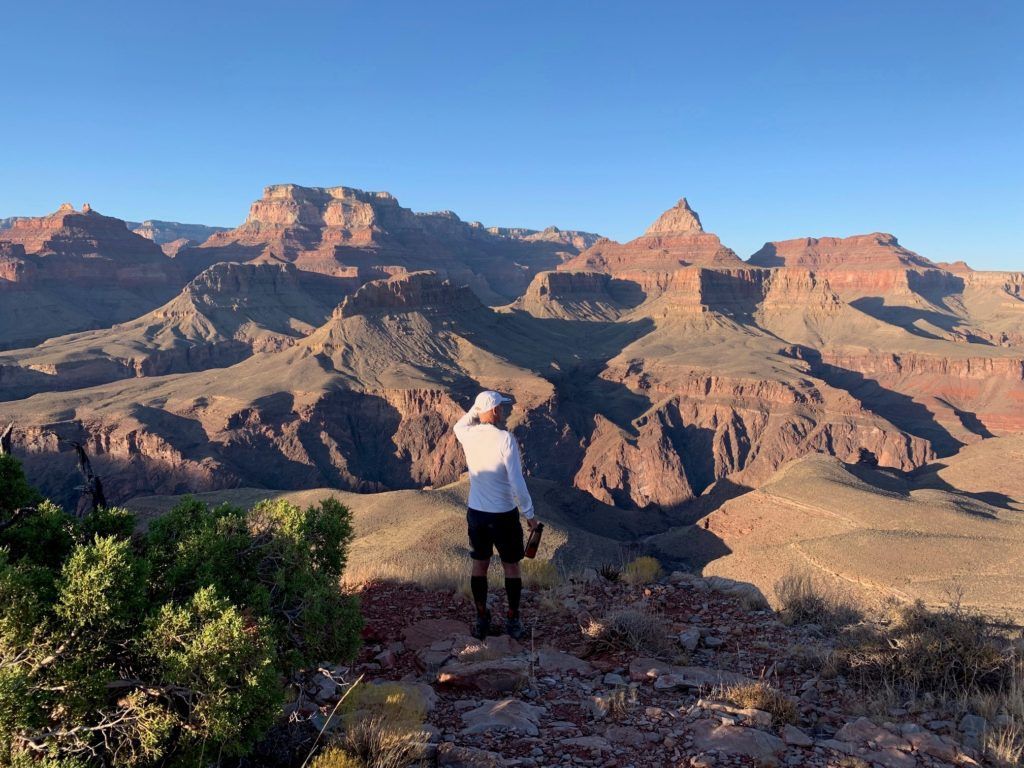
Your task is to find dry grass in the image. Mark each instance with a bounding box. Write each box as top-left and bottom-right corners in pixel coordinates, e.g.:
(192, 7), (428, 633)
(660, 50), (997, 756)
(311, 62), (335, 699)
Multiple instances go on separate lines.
(774, 571), (861, 632)
(311, 682), (429, 768)
(832, 600), (1024, 767)
(344, 550), (508, 595)
(323, 716), (428, 768)
(310, 747), (364, 768)
(343, 550), (470, 592)
(607, 684), (639, 720)
(621, 556), (663, 586)
(722, 680), (798, 725)
(986, 721), (1023, 767)
(582, 607), (676, 659)
(345, 550), (561, 595)
(840, 601), (1015, 698)
(521, 558), (561, 590)
(973, 656), (1024, 767)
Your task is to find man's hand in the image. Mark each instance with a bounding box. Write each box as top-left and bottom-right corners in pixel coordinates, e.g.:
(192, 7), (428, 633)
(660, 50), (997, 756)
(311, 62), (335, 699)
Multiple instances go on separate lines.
(527, 517), (540, 531)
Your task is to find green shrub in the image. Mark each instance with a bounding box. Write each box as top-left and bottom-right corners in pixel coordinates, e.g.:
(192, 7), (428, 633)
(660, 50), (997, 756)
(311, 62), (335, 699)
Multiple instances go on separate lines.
(0, 457), (363, 766)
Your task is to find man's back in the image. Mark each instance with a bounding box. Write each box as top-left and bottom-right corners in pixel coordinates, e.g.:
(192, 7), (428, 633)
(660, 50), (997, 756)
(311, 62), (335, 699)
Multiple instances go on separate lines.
(454, 409), (534, 518)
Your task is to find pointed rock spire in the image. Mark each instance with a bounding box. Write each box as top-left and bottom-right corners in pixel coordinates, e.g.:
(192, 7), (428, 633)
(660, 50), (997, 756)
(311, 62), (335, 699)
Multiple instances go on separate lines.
(644, 198), (704, 235)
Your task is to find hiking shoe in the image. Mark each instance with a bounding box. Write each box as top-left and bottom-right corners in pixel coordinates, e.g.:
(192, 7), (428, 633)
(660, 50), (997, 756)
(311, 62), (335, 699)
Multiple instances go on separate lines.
(505, 616), (525, 640)
(472, 609), (493, 640)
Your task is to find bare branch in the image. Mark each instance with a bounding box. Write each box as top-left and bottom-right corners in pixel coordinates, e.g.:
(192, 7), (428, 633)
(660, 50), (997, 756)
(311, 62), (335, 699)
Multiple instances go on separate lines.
(0, 505), (37, 534)
(70, 440), (107, 516)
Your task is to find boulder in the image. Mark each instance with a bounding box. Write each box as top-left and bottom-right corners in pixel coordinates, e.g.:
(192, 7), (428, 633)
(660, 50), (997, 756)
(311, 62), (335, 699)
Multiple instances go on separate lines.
(605, 725), (648, 748)
(437, 658), (530, 696)
(560, 735), (611, 752)
(781, 724), (813, 747)
(678, 627), (701, 652)
(461, 699), (545, 736)
(451, 634), (521, 662)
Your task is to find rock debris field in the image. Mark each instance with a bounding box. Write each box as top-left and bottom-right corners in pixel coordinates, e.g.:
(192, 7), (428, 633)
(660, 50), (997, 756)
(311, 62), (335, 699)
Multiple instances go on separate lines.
(288, 571), (994, 768)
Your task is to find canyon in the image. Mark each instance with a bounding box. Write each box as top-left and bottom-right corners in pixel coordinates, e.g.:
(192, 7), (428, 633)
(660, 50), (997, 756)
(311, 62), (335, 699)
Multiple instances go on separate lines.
(2, 185), (1023, 602)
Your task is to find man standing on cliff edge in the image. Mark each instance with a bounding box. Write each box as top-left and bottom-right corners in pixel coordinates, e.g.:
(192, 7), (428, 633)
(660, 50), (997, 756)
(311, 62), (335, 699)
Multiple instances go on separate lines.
(453, 390), (539, 640)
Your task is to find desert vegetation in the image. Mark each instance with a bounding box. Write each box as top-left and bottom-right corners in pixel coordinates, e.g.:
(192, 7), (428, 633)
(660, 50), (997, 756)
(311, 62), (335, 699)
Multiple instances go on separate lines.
(835, 599), (1023, 765)
(0, 454), (363, 767)
(721, 680), (798, 725)
(582, 607), (677, 660)
(310, 682), (431, 768)
(774, 570), (862, 633)
(785, 575), (1024, 766)
(620, 555), (663, 586)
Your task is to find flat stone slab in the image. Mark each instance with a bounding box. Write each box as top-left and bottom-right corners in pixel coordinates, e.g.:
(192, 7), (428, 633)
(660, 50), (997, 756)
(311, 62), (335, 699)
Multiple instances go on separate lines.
(653, 666), (756, 690)
(403, 619), (471, 651)
(437, 658), (530, 696)
(835, 717), (910, 750)
(461, 698), (545, 736)
(629, 657), (678, 681)
(686, 719), (785, 763)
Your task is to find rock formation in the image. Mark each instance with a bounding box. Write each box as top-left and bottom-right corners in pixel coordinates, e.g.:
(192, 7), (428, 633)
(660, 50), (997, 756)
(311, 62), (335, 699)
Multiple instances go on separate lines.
(748, 233), (936, 270)
(0, 205), (185, 349)
(177, 184), (597, 303)
(1, 189), (1023, 524)
(0, 262), (354, 399)
(127, 219), (227, 245)
(560, 199), (744, 274)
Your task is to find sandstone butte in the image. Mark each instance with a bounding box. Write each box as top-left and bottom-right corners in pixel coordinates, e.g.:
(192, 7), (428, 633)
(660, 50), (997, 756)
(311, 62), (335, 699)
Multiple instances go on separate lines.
(1, 187), (1024, 616)
(176, 184), (601, 305)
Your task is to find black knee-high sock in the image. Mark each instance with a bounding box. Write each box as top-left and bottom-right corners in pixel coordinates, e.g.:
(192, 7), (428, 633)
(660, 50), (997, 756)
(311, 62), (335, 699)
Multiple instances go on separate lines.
(471, 576), (488, 617)
(505, 577), (522, 619)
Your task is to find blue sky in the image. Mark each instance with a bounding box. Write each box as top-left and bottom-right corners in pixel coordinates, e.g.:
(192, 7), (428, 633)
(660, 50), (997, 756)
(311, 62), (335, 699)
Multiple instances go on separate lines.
(2, 1), (1021, 268)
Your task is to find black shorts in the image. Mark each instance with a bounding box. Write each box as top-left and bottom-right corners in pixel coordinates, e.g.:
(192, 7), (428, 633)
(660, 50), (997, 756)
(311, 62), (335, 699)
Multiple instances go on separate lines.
(467, 507), (525, 564)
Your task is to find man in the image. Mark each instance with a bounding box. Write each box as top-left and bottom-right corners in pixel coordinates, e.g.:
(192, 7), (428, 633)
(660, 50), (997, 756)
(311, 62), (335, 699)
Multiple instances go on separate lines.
(453, 390), (539, 640)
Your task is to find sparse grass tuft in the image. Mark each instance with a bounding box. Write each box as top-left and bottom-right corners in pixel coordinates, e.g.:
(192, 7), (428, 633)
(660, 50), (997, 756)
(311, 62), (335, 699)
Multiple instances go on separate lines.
(607, 684), (638, 720)
(830, 599), (1024, 767)
(986, 721), (1024, 767)
(723, 680), (798, 724)
(316, 682), (429, 768)
(583, 607), (675, 659)
(521, 558), (561, 590)
(774, 571), (861, 632)
(599, 563), (621, 583)
(309, 747), (364, 768)
(621, 556), (663, 586)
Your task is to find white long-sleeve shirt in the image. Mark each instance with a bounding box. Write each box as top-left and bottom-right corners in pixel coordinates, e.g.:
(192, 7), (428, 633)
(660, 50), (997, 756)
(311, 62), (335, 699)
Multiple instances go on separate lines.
(453, 409), (535, 519)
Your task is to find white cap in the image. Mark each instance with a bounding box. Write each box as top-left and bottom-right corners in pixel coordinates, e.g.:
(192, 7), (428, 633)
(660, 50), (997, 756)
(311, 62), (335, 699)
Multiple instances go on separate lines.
(473, 390), (512, 413)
